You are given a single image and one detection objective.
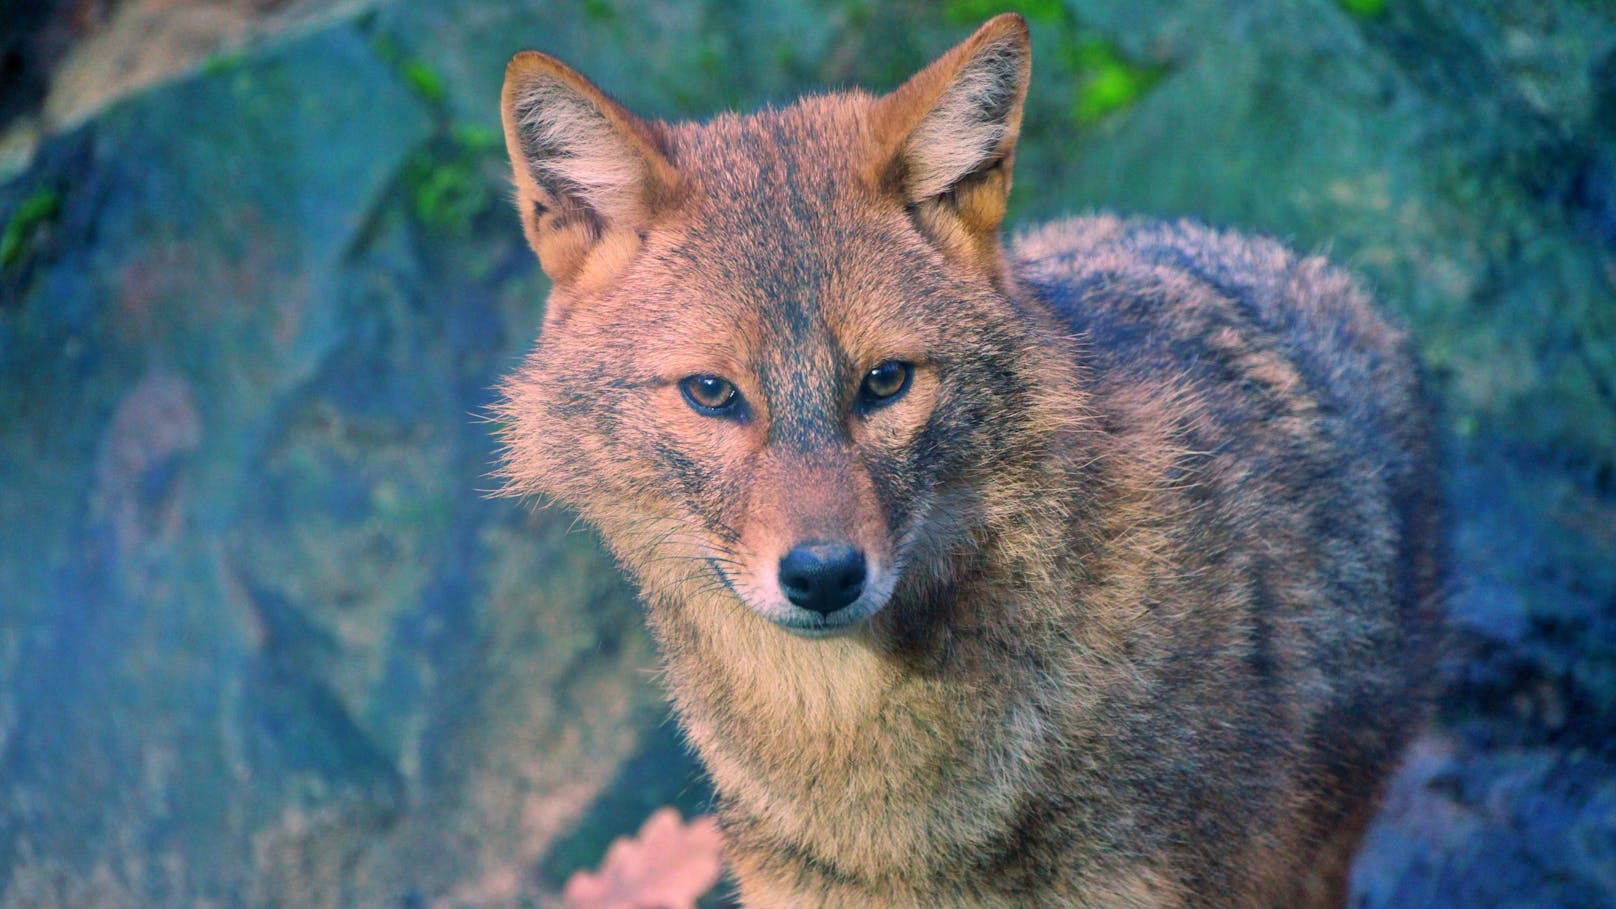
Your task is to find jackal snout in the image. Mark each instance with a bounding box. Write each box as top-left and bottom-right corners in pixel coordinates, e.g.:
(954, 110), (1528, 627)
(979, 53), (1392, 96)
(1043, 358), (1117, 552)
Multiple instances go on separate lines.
(778, 541), (866, 615)
(733, 447), (898, 636)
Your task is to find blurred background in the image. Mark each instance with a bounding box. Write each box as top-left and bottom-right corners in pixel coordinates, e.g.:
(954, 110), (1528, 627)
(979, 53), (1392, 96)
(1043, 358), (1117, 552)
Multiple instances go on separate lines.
(1, 0), (1613, 906)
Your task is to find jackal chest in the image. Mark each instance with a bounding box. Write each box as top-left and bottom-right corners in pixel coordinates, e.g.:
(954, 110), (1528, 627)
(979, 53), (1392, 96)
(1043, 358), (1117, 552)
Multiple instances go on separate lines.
(669, 639), (1054, 880)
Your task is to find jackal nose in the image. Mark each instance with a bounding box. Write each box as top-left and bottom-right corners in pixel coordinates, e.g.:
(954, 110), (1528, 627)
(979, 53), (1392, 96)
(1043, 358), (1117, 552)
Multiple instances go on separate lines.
(778, 542), (867, 615)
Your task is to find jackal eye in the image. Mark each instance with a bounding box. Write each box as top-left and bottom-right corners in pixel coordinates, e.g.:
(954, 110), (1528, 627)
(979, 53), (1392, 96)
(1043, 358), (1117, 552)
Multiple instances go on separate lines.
(679, 375), (741, 417)
(858, 361), (913, 409)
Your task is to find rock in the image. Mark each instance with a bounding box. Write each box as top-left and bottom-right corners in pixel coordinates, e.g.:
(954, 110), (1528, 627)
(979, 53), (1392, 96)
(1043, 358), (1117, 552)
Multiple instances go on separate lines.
(1356, 735), (1616, 908)
(0, 14), (698, 907)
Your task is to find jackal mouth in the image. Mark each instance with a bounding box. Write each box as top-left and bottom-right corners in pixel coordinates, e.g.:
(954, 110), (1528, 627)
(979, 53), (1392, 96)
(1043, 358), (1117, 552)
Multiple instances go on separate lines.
(772, 591), (894, 638)
(707, 555), (897, 638)
(773, 586), (893, 638)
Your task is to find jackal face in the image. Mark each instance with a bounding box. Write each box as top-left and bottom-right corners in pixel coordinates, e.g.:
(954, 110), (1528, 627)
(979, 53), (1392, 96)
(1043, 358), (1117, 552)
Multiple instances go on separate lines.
(496, 16), (1074, 637)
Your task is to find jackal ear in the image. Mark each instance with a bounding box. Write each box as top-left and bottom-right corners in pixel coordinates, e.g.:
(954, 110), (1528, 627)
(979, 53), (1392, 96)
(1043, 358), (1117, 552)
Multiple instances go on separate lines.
(871, 14), (1030, 264)
(502, 51), (681, 284)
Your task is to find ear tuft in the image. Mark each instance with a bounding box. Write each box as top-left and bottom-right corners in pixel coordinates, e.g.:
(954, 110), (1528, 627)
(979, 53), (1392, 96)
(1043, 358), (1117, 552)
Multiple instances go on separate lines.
(501, 52), (678, 282)
(876, 14), (1031, 204)
(869, 15), (1031, 273)
(507, 62), (647, 224)
(902, 24), (1029, 200)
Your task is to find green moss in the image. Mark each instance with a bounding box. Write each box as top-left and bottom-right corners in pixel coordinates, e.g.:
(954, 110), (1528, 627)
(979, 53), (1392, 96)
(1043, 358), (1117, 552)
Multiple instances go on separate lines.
(201, 50), (247, 76)
(401, 59), (446, 105)
(368, 33), (447, 108)
(371, 33), (498, 236)
(450, 122), (503, 154)
(408, 157), (484, 234)
(401, 125), (505, 236)
(1338, 0), (1388, 17)
(1066, 38), (1164, 126)
(1, 186), (60, 269)
(943, 0), (1065, 24)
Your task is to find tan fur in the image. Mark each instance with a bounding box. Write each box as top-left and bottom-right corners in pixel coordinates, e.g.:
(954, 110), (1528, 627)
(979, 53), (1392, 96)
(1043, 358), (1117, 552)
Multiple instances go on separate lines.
(493, 14), (1442, 908)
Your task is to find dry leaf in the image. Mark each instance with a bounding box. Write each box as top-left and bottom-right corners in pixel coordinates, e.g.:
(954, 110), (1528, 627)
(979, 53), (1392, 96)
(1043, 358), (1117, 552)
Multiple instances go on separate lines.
(562, 807), (724, 909)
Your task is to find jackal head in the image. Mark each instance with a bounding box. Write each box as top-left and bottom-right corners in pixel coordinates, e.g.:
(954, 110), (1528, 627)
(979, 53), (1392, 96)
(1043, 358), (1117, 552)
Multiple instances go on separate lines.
(495, 15), (1083, 638)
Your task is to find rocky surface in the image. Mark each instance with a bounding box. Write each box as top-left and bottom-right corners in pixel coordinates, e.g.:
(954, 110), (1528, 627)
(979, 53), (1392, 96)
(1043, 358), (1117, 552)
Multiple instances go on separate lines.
(1, 1), (1612, 906)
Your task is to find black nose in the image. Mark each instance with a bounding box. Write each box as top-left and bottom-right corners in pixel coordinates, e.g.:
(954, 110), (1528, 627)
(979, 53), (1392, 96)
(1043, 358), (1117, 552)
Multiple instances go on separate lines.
(778, 542), (867, 615)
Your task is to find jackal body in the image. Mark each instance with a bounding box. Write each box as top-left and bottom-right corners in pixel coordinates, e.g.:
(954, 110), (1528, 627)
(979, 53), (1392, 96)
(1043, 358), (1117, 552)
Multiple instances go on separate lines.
(494, 15), (1442, 908)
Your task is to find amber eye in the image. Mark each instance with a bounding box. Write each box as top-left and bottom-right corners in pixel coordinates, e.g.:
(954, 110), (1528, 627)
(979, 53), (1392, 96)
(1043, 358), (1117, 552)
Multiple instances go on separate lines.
(679, 375), (741, 417)
(858, 361), (913, 409)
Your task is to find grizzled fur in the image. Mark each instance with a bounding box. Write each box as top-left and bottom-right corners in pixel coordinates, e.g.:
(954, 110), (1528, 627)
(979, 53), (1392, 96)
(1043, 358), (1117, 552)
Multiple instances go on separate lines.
(493, 14), (1443, 909)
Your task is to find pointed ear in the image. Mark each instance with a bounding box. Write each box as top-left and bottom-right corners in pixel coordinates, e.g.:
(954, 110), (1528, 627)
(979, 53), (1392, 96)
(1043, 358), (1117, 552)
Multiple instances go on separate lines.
(501, 51), (681, 284)
(869, 14), (1030, 269)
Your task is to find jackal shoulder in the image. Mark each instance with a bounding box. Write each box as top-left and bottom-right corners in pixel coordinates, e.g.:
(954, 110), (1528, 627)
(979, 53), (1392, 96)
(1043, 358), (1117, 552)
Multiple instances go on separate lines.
(1015, 214), (1428, 449)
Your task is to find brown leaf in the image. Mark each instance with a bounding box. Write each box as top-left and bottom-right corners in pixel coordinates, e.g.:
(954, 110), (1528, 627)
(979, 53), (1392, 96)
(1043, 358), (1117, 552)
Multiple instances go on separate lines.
(562, 808), (724, 909)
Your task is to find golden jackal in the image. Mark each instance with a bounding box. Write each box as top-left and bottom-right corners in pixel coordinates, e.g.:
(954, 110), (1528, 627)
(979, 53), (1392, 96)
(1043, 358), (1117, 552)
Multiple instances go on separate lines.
(493, 13), (1443, 908)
